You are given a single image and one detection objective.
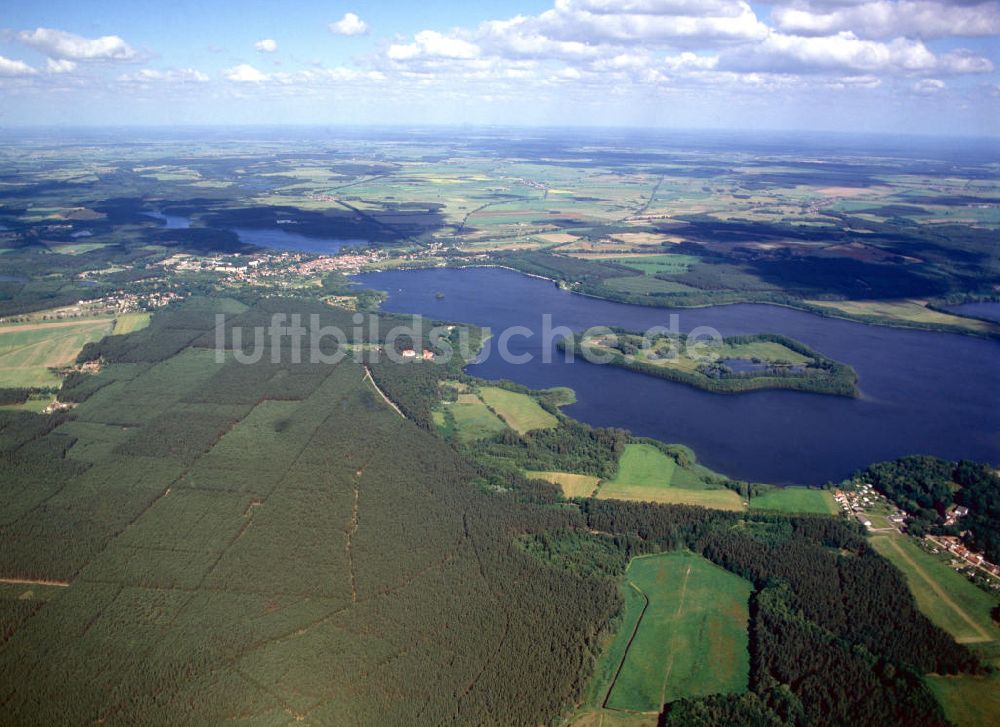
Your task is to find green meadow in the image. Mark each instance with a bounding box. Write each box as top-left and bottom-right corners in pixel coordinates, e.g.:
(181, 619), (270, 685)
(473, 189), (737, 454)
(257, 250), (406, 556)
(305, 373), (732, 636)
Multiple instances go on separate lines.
(869, 534), (999, 649)
(750, 486), (838, 515)
(604, 552), (752, 712)
(479, 386), (558, 433)
(597, 443), (745, 511)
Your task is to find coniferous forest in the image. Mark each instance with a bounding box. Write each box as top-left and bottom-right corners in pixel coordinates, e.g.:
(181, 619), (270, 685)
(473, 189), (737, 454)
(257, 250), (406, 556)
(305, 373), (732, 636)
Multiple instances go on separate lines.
(0, 296), (989, 725)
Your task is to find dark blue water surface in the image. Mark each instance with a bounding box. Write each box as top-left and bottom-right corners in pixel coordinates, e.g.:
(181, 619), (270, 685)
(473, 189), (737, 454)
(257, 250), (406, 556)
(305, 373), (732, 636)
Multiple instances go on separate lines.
(945, 302), (1000, 325)
(354, 267), (1000, 485)
(145, 211), (191, 229)
(232, 227), (366, 255)
(144, 211), (366, 254)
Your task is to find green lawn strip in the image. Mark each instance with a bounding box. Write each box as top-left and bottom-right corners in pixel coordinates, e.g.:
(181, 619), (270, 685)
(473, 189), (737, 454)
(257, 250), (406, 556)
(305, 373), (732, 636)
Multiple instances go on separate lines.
(750, 487), (838, 515)
(869, 534), (999, 646)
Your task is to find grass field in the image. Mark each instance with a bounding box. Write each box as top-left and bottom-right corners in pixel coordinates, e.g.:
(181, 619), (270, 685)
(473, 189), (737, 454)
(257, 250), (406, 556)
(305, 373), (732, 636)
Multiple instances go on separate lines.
(750, 487), (838, 515)
(869, 534), (999, 647)
(443, 393), (508, 442)
(572, 581), (656, 727)
(612, 254), (700, 275)
(805, 299), (1000, 336)
(525, 471), (600, 498)
(479, 386), (557, 433)
(604, 552), (752, 712)
(0, 318), (116, 387)
(926, 672), (1000, 727)
(113, 312), (151, 334)
(604, 276), (699, 296)
(596, 444), (745, 511)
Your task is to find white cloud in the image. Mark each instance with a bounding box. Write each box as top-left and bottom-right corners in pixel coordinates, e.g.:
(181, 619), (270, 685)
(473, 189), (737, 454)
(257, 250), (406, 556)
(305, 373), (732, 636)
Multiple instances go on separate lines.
(914, 77), (945, 92)
(663, 51), (719, 70)
(536, 0), (769, 45)
(939, 49), (994, 73)
(772, 1), (1000, 40)
(223, 63), (268, 82)
(723, 30), (992, 75)
(255, 38), (278, 53)
(220, 64), (384, 86)
(16, 27), (138, 61)
(0, 55), (36, 77)
(388, 31), (480, 61)
(329, 12), (369, 36)
(45, 58), (77, 74)
(118, 68), (209, 83)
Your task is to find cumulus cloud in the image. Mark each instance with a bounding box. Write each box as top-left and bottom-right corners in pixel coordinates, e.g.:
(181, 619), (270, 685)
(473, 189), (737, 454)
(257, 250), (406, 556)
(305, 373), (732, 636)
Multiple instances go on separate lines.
(388, 31), (481, 61)
(375, 0), (994, 85)
(223, 63), (268, 82)
(771, 1), (1000, 40)
(722, 30), (992, 75)
(45, 58), (77, 74)
(535, 0), (769, 45)
(329, 12), (369, 36)
(255, 38), (278, 53)
(913, 77), (946, 92)
(118, 68), (209, 83)
(220, 63), (384, 86)
(16, 27), (138, 61)
(0, 55), (36, 76)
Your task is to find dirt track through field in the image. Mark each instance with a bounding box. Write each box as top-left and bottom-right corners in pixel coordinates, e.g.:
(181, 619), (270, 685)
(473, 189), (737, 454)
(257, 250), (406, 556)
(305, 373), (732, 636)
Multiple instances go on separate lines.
(0, 577), (70, 587)
(363, 367), (405, 418)
(658, 563), (693, 708)
(881, 536), (991, 643)
(0, 318), (115, 334)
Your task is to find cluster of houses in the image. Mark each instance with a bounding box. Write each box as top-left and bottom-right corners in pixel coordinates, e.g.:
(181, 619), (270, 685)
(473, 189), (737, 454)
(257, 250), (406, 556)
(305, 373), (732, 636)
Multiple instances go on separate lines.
(943, 504), (971, 527)
(291, 251), (385, 275)
(835, 483), (999, 584)
(154, 247), (395, 283)
(833, 483), (907, 531)
(400, 348), (436, 361)
(78, 290), (181, 314)
(927, 535), (1000, 580)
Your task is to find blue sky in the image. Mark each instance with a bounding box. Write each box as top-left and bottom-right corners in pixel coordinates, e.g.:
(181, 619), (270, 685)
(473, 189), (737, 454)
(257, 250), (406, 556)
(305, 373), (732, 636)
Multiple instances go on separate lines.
(1, 1), (998, 135)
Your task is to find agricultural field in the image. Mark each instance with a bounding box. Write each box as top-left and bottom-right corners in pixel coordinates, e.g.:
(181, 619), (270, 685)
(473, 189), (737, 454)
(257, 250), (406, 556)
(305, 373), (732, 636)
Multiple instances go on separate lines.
(525, 471), (600, 498)
(113, 312), (151, 334)
(435, 392), (508, 442)
(602, 552), (752, 713)
(805, 299), (1000, 336)
(869, 534), (1000, 649)
(602, 254), (700, 276)
(750, 486), (838, 515)
(596, 443), (745, 511)
(0, 317), (116, 387)
(478, 386), (558, 433)
(926, 672), (1000, 727)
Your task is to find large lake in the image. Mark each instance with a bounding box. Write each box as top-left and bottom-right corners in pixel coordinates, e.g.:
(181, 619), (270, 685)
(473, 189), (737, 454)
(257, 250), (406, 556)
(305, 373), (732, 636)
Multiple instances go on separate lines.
(354, 267), (1000, 485)
(144, 212), (366, 254)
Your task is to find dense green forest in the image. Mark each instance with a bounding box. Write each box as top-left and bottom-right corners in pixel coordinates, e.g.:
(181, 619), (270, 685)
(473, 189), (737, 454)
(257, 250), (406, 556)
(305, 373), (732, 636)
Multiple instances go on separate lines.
(0, 296), (989, 726)
(575, 501), (978, 727)
(860, 455), (1000, 562)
